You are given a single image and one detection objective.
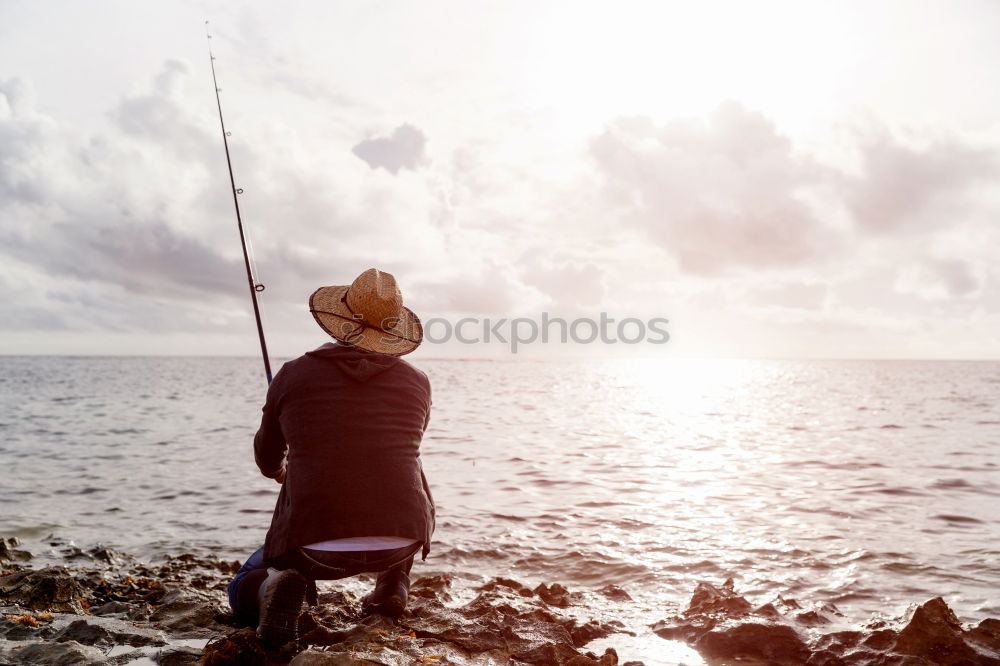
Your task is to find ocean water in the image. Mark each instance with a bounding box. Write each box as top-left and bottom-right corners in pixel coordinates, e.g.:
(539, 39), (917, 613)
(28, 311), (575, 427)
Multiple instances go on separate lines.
(1, 355), (998, 629)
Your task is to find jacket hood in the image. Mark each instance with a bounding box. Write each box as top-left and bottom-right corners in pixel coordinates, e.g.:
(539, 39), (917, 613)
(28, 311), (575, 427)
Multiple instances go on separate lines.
(306, 342), (399, 382)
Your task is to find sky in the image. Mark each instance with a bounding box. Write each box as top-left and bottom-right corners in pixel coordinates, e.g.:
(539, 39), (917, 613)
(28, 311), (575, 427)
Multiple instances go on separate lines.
(1, 0), (999, 359)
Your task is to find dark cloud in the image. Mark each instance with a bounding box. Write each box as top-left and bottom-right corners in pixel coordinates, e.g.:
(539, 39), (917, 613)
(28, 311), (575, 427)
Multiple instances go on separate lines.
(0, 67), (248, 301)
(0, 217), (244, 297)
(352, 124), (427, 174)
(0, 62), (376, 321)
(591, 102), (835, 275)
(845, 129), (997, 233)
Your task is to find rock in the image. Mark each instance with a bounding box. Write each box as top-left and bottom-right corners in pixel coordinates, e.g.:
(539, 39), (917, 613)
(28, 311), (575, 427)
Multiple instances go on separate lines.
(289, 650), (385, 665)
(892, 597), (999, 665)
(87, 545), (123, 566)
(512, 638), (581, 665)
(596, 585), (631, 602)
(89, 600), (133, 616)
(654, 581), (1000, 666)
(8, 638), (106, 664)
(52, 616), (166, 648)
(534, 583), (575, 608)
(0, 537), (32, 563)
(480, 577), (534, 597)
(694, 622), (809, 664)
(412, 587), (580, 662)
(200, 628), (267, 666)
(561, 647), (618, 665)
(564, 619), (616, 647)
(157, 645), (204, 665)
(686, 578), (751, 617)
(410, 573), (455, 601)
(970, 618), (1000, 653)
(4, 543), (1000, 666)
(149, 597), (229, 638)
(0, 610), (59, 641)
(0, 567), (84, 612)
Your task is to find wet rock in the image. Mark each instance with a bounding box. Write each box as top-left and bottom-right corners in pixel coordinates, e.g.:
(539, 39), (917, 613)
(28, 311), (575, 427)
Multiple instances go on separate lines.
(6, 638), (106, 664)
(158, 553), (241, 577)
(695, 622), (809, 664)
(534, 583), (577, 608)
(201, 628), (267, 666)
(564, 619), (617, 648)
(480, 577), (534, 598)
(7, 540), (998, 666)
(654, 581), (1000, 666)
(90, 572), (168, 607)
(514, 639), (585, 665)
(0, 610), (59, 641)
(89, 599), (133, 616)
(289, 650), (384, 665)
(686, 578), (751, 617)
(892, 597), (999, 665)
(406, 584), (596, 664)
(0, 537), (32, 564)
(410, 573), (456, 601)
(86, 545), (124, 566)
(45, 535), (93, 562)
(970, 619), (1000, 652)
(158, 645), (204, 665)
(52, 616), (166, 648)
(564, 647), (618, 665)
(596, 585), (631, 602)
(149, 596), (229, 638)
(0, 567), (84, 612)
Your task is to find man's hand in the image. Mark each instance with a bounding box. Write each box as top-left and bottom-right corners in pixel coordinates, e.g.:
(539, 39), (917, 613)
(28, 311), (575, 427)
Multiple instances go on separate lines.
(275, 467), (287, 484)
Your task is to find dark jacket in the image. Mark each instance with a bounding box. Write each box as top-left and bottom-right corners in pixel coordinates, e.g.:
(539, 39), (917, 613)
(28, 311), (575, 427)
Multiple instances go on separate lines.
(254, 342), (434, 561)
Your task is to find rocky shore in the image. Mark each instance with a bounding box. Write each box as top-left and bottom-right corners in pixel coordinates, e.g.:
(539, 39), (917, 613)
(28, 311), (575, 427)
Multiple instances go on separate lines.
(2, 536), (999, 665)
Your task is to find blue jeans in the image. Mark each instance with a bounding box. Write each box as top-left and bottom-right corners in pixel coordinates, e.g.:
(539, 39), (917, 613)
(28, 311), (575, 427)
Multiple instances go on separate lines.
(227, 543), (419, 612)
(228, 546), (267, 611)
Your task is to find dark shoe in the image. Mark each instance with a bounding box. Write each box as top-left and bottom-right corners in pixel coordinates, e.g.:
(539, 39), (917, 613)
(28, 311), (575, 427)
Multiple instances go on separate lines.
(361, 568), (410, 619)
(257, 567), (308, 646)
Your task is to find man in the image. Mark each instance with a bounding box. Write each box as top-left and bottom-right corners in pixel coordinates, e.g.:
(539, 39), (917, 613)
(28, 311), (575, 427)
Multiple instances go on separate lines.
(227, 268), (434, 646)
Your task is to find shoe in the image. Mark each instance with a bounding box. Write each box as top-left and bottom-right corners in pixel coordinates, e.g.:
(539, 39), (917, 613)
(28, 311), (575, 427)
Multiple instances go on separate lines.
(361, 568), (410, 619)
(256, 567), (308, 646)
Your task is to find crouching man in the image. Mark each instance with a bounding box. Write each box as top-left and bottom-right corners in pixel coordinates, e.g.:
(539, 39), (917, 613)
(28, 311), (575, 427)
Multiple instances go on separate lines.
(227, 268), (434, 645)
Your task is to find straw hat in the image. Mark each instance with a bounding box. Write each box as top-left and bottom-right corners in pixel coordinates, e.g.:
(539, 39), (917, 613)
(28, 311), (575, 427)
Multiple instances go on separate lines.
(309, 268), (422, 356)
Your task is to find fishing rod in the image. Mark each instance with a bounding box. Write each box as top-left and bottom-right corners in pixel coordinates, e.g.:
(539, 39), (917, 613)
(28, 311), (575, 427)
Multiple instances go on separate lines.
(205, 21), (273, 384)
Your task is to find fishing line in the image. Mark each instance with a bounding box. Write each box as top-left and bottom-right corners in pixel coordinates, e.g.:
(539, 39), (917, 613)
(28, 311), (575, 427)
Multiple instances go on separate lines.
(205, 21), (273, 384)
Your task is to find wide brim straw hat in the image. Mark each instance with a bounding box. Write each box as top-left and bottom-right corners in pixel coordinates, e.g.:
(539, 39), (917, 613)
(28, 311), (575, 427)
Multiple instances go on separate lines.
(309, 268), (422, 356)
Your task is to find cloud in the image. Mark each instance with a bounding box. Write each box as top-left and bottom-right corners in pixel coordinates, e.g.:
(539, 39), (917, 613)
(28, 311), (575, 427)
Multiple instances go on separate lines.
(747, 282), (828, 310)
(895, 257), (982, 300)
(590, 102), (836, 275)
(352, 124), (428, 174)
(520, 262), (604, 309)
(845, 128), (997, 233)
(590, 103), (1000, 283)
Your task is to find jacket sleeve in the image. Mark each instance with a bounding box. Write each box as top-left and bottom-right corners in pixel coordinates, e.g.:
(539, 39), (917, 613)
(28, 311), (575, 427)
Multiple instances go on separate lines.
(254, 372), (287, 479)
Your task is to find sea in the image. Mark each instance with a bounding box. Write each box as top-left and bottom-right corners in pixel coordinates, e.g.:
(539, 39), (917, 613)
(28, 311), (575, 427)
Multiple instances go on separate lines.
(1, 355), (998, 659)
